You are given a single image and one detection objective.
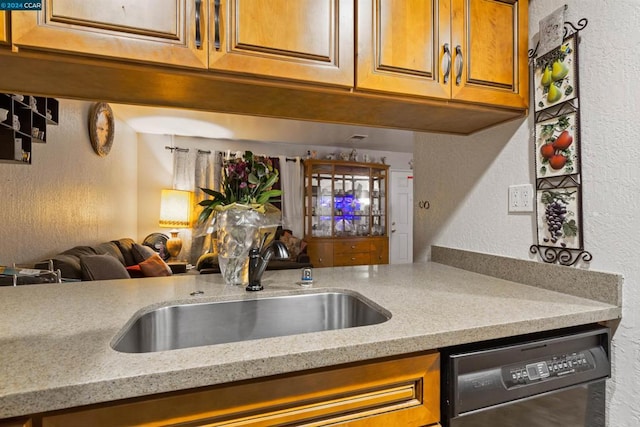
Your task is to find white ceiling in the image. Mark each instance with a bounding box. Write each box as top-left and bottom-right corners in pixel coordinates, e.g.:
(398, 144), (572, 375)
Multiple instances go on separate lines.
(111, 104), (415, 153)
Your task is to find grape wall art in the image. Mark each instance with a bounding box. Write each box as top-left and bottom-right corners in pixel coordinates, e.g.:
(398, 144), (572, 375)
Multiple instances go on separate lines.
(536, 187), (581, 249)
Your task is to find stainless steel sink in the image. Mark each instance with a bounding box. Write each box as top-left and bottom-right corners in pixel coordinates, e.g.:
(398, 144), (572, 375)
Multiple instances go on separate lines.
(112, 291), (391, 353)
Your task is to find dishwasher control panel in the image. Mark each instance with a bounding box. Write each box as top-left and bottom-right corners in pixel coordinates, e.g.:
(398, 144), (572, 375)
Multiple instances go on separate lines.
(446, 326), (611, 418)
(503, 350), (596, 387)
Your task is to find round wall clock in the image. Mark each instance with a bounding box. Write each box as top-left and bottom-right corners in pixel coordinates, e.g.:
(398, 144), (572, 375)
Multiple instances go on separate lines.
(88, 102), (115, 157)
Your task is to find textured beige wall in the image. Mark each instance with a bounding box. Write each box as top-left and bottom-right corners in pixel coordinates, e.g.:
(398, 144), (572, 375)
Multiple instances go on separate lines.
(0, 99), (138, 265)
(414, 1), (639, 424)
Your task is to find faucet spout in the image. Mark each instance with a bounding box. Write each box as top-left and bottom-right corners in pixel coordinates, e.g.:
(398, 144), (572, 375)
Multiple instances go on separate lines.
(246, 240), (290, 291)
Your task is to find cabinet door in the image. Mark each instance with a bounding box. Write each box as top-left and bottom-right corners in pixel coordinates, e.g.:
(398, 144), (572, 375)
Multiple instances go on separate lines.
(307, 241), (334, 268)
(356, 0), (450, 98)
(370, 238), (389, 265)
(209, 0), (353, 87)
(450, 0), (528, 108)
(11, 0), (207, 69)
(0, 11), (8, 44)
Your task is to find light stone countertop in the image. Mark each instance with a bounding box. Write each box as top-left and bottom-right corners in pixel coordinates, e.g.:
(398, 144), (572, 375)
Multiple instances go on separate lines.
(0, 262), (621, 419)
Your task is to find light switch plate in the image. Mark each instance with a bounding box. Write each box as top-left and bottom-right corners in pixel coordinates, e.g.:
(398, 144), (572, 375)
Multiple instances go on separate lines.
(508, 184), (534, 213)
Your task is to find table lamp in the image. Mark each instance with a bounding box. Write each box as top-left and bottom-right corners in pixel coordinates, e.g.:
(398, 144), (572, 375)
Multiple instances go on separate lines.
(159, 189), (193, 260)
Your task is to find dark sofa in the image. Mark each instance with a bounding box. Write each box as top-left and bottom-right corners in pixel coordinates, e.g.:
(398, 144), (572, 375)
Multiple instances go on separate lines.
(33, 238), (157, 281)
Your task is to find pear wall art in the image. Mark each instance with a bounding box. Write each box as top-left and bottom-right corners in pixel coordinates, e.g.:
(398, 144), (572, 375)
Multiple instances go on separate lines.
(534, 35), (577, 111)
(529, 20), (591, 266)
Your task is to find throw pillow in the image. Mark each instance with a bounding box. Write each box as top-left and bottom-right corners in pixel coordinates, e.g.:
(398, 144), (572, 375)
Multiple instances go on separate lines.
(132, 243), (156, 264)
(280, 232), (302, 261)
(111, 238), (138, 266)
(80, 254), (131, 281)
(126, 265), (144, 278)
(139, 253), (173, 277)
(95, 241), (127, 265)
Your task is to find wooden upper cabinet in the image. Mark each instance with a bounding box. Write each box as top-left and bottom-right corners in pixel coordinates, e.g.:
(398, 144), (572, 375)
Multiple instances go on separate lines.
(357, 0), (528, 109)
(11, 0), (208, 68)
(451, 0), (528, 108)
(357, 0), (450, 99)
(0, 11), (8, 44)
(209, 0), (354, 87)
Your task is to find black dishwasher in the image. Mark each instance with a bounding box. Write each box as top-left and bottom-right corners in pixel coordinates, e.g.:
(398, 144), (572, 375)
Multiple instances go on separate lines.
(442, 325), (610, 427)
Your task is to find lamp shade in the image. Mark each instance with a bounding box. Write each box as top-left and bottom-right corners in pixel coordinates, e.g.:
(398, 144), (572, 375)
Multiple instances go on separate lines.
(159, 189), (193, 228)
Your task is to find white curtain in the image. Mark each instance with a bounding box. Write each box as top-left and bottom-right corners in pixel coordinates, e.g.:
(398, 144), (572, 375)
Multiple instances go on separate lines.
(171, 148), (215, 264)
(278, 156), (304, 237)
(191, 150), (215, 261)
(172, 149), (192, 191)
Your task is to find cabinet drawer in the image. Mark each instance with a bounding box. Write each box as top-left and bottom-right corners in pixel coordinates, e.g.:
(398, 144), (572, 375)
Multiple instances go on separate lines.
(334, 240), (370, 254)
(333, 251), (371, 267)
(38, 352), (440, 427)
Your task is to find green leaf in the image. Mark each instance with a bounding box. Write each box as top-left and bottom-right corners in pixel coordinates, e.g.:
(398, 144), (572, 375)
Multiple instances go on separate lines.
(541, 191), (555, 205)
(563, 219), (578, 237)
(198, 205), (216, 223)
(256, 189), (282, 204)
(556, 115), (570, 129)
(201, 188), (225, 199)
(263, 173), (278, 189)
(248, 172), (259, 185)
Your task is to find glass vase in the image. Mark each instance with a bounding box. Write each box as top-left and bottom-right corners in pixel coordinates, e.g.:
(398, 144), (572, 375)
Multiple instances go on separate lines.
(215, 206), (263, 285)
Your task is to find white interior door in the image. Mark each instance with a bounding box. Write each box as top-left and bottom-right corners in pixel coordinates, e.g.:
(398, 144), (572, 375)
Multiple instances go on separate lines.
(389, 170), (413, 264)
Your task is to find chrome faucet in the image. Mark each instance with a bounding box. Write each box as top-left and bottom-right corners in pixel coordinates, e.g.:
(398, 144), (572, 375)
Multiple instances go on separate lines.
(246, 238), (290, 291)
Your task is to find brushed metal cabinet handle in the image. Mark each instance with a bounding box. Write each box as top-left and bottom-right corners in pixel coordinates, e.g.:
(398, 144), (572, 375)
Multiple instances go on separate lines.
(214, 0), (221, 51)
(195, 0), (202, 49)
(455, 45), (463, 86)
(442, 43), (451, 84)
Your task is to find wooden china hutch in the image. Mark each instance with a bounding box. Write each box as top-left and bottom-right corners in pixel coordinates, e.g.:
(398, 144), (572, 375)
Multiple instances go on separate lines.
(304, 159), (389, 267)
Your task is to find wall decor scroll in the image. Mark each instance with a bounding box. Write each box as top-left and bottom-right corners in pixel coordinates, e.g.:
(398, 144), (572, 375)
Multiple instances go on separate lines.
(529, 17), (592, 267)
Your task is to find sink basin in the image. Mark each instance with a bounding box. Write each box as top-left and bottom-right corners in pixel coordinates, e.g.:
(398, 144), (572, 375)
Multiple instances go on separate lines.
(112, 290), (391, 353)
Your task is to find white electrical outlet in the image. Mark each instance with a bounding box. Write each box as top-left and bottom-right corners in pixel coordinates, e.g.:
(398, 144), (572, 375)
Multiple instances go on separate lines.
(508, 184), (534, 213)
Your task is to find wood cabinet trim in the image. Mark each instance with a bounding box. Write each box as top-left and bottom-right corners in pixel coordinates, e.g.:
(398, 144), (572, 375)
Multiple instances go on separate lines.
(0, 418), (31, 427)
(0, 48), (525, 134)
(0, 11), (9, 45)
